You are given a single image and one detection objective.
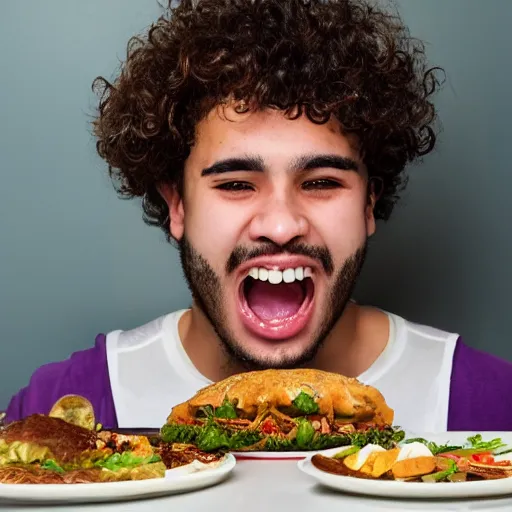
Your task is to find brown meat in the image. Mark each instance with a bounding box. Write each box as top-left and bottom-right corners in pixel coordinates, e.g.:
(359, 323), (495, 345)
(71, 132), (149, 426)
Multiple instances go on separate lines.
(1, 415), (97, 464)
(311, 454), (388, 479)
(466, 463), (512, 480)
(157, 443), (224, 469)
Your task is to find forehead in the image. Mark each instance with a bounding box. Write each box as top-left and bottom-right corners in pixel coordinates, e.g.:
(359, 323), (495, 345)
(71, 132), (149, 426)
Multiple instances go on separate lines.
(185, 106), (363, 172)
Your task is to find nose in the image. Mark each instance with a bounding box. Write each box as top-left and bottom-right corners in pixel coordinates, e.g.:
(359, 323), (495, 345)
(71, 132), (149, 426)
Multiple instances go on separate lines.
(248, 194), (309, 246)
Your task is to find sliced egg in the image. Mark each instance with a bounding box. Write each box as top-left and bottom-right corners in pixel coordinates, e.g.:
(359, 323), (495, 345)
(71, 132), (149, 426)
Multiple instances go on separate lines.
(344, 444), (387, 471)
(395, 442), (434, 461)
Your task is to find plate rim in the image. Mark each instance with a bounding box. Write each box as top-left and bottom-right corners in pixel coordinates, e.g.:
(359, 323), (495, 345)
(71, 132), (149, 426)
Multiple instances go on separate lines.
(0, 453), (236, 503)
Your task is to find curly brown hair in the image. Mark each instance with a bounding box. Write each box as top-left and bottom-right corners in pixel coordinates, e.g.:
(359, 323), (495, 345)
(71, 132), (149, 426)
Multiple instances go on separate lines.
(93, 0), (442, 240)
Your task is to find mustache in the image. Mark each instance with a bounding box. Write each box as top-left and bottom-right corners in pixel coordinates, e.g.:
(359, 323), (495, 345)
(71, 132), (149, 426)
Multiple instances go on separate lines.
(226, 241), (334, 275)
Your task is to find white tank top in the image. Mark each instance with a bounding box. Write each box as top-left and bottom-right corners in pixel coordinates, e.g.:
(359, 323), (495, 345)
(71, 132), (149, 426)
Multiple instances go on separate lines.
(105, 309), (458, 433)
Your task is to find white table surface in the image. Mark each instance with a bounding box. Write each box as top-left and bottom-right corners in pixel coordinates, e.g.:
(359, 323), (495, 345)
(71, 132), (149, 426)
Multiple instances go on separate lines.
(2, 459), (512, 512)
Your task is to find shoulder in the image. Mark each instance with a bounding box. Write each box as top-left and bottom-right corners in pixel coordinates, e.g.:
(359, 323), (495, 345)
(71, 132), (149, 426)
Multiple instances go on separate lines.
(4, 334), (117, 428)
(109, 312), (172, 352)
(448, 339), (512, 430)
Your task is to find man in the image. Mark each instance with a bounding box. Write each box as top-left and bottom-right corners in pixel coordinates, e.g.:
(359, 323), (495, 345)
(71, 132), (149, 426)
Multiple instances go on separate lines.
(4, 0), (512, 433)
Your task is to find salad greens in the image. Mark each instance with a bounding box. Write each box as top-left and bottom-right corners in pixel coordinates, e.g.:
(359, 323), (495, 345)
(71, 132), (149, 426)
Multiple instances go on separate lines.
(160, 418), (405, 452)
(95, 451), (161, 471)
(403, 434), (507, 456)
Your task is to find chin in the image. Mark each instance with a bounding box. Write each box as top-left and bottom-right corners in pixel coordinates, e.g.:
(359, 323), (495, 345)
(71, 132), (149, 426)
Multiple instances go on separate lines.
(223, 325), (322, 370)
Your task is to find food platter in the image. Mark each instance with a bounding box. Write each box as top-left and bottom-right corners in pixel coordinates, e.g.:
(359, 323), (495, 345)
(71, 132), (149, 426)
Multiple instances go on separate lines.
(298, 432), (512, 499)
(0, 395), (237, 504)
(0, 454), (236, 504)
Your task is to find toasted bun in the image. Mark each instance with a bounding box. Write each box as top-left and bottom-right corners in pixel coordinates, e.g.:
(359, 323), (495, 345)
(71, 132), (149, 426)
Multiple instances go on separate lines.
(167, 368), (393, 425)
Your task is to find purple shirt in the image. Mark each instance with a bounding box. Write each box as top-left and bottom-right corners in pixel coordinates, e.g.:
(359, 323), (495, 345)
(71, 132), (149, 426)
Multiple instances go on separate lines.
(4, 335), (512, 430)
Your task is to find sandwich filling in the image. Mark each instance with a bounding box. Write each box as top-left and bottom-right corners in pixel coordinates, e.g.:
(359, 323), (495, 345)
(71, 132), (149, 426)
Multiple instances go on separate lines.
(162, 391), (404, 452)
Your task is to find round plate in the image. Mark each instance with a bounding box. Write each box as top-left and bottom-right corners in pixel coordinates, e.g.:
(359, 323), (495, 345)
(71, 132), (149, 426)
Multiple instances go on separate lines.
(0, 454), (236, 504)
(298, 445), (512, 499)
(232, 450), (328, 460)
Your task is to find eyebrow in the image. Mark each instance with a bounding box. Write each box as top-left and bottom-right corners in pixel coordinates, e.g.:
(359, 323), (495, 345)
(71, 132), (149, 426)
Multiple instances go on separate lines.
(201, 156), (265, 176)
(290, 154), (360, 173)
(200, 153), (359, 176)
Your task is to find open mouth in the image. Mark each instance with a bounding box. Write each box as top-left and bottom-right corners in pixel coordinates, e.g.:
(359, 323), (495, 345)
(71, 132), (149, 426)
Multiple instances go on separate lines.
(238, 266), (315, 340)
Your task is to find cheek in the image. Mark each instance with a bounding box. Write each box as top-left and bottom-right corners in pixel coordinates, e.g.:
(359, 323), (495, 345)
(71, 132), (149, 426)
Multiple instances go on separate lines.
(183, 196), (247, 265)
(313, 197), (368, 255)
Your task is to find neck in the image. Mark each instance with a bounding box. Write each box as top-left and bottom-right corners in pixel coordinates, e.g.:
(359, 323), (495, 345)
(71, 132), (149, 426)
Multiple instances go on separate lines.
(177, 301), (390, 382)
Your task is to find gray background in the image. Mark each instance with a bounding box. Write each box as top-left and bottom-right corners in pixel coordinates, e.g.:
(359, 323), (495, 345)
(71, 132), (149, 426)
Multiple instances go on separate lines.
(1, 0), (510, 409)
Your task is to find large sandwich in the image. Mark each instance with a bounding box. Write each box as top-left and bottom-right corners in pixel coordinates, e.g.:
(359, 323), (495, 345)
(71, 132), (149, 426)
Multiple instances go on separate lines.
(0, 395), (224, 484)
(161, 368), (404, 452)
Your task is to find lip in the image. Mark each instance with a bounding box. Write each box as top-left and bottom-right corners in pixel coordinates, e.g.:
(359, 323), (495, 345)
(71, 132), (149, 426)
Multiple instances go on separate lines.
(237, 277), (316, 341)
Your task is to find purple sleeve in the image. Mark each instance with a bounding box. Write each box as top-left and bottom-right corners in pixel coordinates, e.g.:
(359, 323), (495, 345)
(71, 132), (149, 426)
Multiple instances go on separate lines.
(448, 338), (512, 431)
(4, 334), (118, 429)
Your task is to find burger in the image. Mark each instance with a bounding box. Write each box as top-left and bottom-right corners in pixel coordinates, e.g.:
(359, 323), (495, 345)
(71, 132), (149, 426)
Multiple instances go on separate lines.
(161, 368), (404, 452)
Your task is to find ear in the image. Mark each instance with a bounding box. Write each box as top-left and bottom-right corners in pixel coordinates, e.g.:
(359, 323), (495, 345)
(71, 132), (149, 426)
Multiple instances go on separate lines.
(365, 178), (381, 237)
(159, 183), (185, 241)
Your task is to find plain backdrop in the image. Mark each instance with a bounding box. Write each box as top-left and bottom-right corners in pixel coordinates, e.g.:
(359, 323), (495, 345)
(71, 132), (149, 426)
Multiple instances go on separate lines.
(1, 0), (511, 409)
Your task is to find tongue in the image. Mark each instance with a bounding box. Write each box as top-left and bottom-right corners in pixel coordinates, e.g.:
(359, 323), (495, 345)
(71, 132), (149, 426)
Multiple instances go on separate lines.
(245, 280), (305, 321)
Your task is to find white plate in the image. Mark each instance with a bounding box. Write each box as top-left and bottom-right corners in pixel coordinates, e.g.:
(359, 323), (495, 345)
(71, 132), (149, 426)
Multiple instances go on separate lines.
(297, 432), (512, 499)
(0, 454), (236, 504)
(232, 450), (323, 459)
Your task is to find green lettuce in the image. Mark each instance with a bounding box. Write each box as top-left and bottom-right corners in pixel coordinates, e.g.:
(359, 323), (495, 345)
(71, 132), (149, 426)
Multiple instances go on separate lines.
(214, 398), (237, 419)
(95, 451), (161, 471)
(40, 459), (65, 473)
(295, 419), (315, 449)
(160, 420), (404, 452)
(403, 434), (506, 456)
(292, 391), (319, 415)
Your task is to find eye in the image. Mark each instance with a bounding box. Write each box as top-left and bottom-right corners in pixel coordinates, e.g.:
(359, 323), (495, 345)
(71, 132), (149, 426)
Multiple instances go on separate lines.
(215, 181), (254, 192)
(302, 179), (342, 190)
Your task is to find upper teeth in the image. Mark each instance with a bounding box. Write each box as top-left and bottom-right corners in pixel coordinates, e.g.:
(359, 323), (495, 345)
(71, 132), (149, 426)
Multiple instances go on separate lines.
(247, 267), (312, 284)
